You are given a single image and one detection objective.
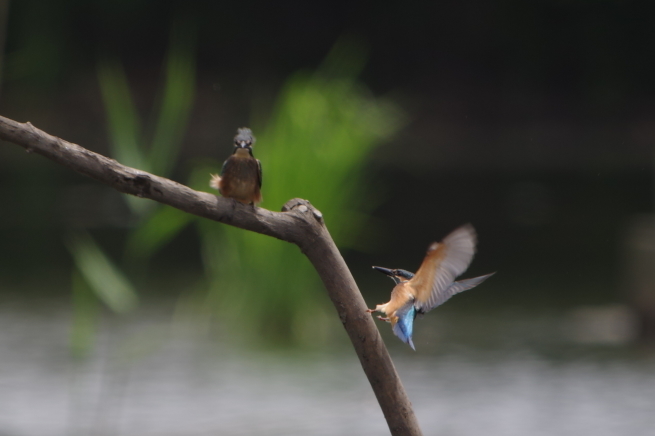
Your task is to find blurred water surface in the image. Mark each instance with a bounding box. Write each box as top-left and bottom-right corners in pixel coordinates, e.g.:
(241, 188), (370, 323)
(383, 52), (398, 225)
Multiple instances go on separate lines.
(0, 302), (653, 436)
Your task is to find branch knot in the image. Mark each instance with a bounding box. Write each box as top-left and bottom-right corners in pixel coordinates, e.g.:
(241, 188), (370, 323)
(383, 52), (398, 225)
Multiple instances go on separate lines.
(282, 198), (324, 223)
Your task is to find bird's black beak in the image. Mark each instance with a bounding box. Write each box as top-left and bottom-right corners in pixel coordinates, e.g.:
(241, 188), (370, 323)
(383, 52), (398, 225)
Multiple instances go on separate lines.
(372, 266), (395, 276)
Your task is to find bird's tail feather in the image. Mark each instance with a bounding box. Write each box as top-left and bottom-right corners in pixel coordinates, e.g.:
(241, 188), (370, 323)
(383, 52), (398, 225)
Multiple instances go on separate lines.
(209, 174), (221, 190)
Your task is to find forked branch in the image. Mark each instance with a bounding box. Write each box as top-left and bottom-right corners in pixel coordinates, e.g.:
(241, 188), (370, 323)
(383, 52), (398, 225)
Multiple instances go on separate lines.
(0, 114), (423, 436)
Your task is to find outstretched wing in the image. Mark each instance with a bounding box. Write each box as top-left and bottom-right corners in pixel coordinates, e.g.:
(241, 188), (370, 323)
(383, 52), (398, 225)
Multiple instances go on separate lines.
(392, 301), (417, 351)
(256, 159), (262, 189)
(410, 224), (477, 313)
(421, 273), (495, 313)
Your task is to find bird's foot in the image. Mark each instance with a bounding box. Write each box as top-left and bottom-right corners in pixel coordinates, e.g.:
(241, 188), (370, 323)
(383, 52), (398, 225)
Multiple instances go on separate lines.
(366, 309), (375, 313)
(377, 316), (390, 323)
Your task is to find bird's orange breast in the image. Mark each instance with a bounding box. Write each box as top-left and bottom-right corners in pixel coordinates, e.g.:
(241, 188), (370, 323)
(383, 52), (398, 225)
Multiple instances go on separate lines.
(381, 282), (416, 317)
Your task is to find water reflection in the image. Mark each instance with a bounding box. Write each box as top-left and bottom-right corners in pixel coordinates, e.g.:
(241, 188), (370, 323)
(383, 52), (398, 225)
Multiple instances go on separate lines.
(0, 303), (654, 436)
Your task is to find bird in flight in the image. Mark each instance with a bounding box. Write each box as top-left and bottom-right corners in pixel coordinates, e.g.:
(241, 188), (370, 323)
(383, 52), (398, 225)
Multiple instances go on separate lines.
(368, 224), (494, 350)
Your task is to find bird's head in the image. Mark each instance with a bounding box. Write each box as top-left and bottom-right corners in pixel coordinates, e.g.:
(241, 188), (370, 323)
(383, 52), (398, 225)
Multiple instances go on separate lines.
(372, 266), (415, 284)
(233, 127), (255, 155)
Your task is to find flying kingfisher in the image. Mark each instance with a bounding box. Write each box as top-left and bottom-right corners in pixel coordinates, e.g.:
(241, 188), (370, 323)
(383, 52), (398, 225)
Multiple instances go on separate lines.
(210, 127), (262, 205)
(367, 224), (494, 350)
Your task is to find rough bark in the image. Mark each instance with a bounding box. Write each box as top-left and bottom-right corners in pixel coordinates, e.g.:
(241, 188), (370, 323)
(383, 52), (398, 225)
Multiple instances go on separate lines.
(0, 114), (423, 436)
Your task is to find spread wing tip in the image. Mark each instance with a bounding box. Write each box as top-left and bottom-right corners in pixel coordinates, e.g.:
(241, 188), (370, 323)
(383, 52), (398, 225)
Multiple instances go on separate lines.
(444, 223), (477, 245)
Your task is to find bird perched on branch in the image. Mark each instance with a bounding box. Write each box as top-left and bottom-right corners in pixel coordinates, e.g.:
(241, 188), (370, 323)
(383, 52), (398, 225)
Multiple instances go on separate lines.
(368, 224), (494, 350)
(210, 127), (262, 205)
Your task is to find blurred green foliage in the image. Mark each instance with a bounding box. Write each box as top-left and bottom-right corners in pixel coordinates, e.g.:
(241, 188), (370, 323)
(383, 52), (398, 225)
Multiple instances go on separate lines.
(97, 22), (195, 221)
(67, 232), (138, 314)
(69, 36), (404, 352)
(69, 270), (99, 359)
(195, 41), (405, 347)
(67, 22), (196, 356)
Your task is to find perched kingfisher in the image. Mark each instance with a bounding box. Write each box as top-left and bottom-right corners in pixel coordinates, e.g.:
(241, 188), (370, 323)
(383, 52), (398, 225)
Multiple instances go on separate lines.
(368, 224), (494, 350)
(210, 127), (262, 205)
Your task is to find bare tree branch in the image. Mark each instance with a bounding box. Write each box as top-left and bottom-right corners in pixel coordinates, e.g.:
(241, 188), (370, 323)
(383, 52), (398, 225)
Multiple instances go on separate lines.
(0, 114), (423, 436)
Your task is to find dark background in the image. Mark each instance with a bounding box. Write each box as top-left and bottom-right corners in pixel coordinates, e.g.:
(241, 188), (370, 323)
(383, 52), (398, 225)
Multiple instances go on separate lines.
(1, 0), (653, 313)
